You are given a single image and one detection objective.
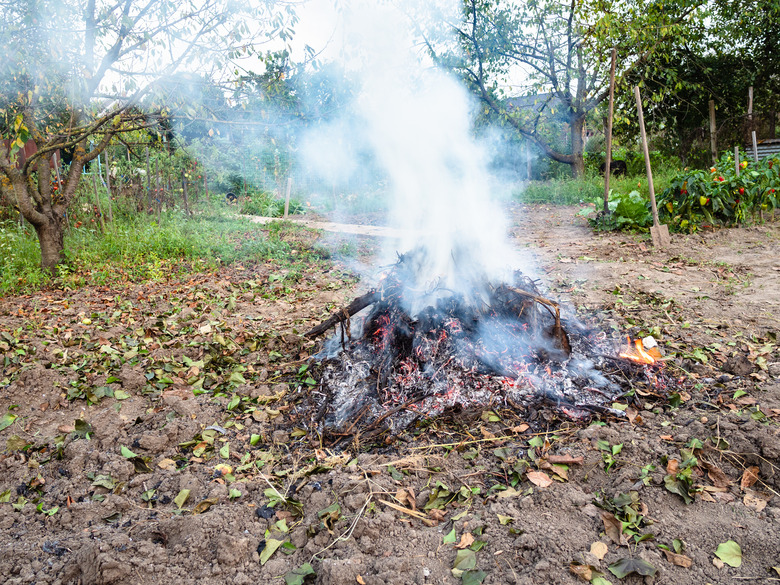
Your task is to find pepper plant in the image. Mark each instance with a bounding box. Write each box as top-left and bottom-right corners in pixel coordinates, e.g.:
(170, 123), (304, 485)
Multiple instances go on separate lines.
(658, 151), (780, 231)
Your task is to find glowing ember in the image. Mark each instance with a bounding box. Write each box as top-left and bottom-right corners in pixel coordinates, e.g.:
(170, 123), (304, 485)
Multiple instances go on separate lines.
(619, 337), (656, 365)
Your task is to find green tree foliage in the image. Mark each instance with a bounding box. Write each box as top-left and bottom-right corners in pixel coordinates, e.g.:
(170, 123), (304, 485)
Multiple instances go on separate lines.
(430, 0), (702, 177)
(589, 0), (780, 165)
(0, 0), (296, 272)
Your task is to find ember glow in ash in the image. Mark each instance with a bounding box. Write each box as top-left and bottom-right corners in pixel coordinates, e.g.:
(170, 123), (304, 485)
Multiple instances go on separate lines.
(307, 249), (665, 435)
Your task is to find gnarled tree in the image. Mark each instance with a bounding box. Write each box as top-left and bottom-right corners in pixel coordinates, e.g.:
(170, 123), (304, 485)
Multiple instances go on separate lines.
(0, 0), (295, 272)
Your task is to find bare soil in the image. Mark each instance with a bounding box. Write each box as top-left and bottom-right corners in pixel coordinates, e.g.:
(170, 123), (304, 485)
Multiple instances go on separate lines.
(1, 205), (779, 585)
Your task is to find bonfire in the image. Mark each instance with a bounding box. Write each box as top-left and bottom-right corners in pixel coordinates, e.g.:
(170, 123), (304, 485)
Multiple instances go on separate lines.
(303, 247), (667, 439)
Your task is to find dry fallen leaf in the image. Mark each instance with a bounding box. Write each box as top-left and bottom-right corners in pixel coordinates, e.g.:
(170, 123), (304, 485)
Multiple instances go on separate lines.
(569, 563), (595, 581)
(705, 463), (731, 488)
(601, 511), (628, 546)
(546, 454), (584, 465)
(356, 576), (366, 585)
(157, 458), (177, 471)
(428, 508), (446, 523)
(590, 541), (608, 560)
(666, 459), (679, 474)
(455, 533), (475, 549)
(740, 466), (759, 490)
(511, 423), (530, 433)
(480, 427), (496, 439)
(662, 549), (693, 568)
(527, 471), (553, 488)
(743, 489), (771, 512)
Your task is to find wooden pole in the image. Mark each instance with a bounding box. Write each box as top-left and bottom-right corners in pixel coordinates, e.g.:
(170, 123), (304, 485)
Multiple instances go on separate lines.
(603, 48), (617, 214)
(182, 170), (190, 216)
(634, 86), (660, 225)
(734, 146), (740, 177)
(91, 171), (106, 231)
(104, 150), (114, 223)
(145, 147), (151, 212)
(284, 176), (292, 218)
(709, 100), (718, 164)
(747, 86), (753, 122)
(752, 130), (759, 162)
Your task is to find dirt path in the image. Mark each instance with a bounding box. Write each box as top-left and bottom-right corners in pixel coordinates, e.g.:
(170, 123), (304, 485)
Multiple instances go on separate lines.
(0, 206), (778, 585)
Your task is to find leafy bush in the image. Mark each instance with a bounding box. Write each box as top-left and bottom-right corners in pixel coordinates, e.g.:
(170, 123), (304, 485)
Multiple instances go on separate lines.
(658, 152), (780, 232)
(586, 189), (653, 232)
(239, 190), (304, 217)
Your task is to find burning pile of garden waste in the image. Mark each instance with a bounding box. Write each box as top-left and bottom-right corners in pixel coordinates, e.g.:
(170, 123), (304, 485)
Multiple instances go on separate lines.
(302, 247), (672, 441)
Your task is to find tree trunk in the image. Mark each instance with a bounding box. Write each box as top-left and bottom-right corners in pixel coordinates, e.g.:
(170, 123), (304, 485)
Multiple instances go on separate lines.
(570, 115), (586, 178)
(34, 215), (65, 273)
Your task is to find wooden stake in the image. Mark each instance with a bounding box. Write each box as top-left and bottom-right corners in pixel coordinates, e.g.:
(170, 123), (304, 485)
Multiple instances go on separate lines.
(752, 131), (759, 162)
(91, 171), (106, 231)
(603, 48), (617, 214)
(182, 170), (190, 216)
(284, 176), (292, 218)
(709, 99), (717, 164)
(104, 150), (114, 223)
(145, 147), (151, 212)
(634, 86), (669, 248)
(735, 146), (740, 177)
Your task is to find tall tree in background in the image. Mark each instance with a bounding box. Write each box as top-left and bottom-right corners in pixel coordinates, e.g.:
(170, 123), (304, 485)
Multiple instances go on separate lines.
(0, 0), (296, 272)
(432, 0), (707, 176)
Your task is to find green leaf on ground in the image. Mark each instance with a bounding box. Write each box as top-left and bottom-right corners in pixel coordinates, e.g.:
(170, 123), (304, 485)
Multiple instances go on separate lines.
(284, 562), (316, 585)
(259, 538), (284, 565)
(461, 569), (487, 585)
(0, 413), (17, 431)
(608, 558), (657, 578)
(174, 488), (190, 509)
(452, 549), (477, 577)
(120, 445), (138, 458)
(715, 540), (742, 567)
(443, 528), (457, 544)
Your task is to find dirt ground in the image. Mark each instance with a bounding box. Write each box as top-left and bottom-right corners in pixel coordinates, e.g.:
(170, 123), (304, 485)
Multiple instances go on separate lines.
(1, 205), (779, 585)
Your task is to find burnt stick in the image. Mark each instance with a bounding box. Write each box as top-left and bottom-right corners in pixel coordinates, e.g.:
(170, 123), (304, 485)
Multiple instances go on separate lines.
(304, 290), (380, 339)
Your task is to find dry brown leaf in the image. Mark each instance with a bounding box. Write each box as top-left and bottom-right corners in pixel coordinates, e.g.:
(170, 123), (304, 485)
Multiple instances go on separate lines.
(712, 491), (736, 504)
(705, 463), (731, 488)
(740, 466), (759, 490)
(590, 541), (608, 560)
(546, 454), (584, 465)
(660, 434), (674, 441)
(743, 489), (771, 512)
(662, 549), (693, 568)
(157, 458), (177, 471)
(455, 533), (475, 549)
(395, 488), (416, 511)
(569, 563), (595, 581)
(666, 459), (679, 474)
(527, 471), (553, 488)
(428, 508), (446, 522)
(700, 491), (716, 503)
(601, 511), (628, 546)
(480, 427), (496, 439)
(511, 423), (530, 433)
(356, 576), (366, 585)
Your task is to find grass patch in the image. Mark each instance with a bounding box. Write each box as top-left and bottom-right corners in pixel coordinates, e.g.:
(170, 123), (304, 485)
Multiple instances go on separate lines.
(516, 170), (677, 206)
(0, 208), (324, 296)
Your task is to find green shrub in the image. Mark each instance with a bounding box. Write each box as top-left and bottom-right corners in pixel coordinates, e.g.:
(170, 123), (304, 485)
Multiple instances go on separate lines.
(239, 190), (304, 217)
(658, 152), (780, 231)
(587, 189), (653, 232)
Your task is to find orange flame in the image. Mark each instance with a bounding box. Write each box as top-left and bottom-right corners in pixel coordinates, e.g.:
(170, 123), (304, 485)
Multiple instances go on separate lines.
(619, 336), (656, 365)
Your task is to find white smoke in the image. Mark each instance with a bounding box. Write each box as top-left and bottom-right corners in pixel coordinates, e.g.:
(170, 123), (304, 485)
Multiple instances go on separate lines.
(299, 0), (525, 305)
